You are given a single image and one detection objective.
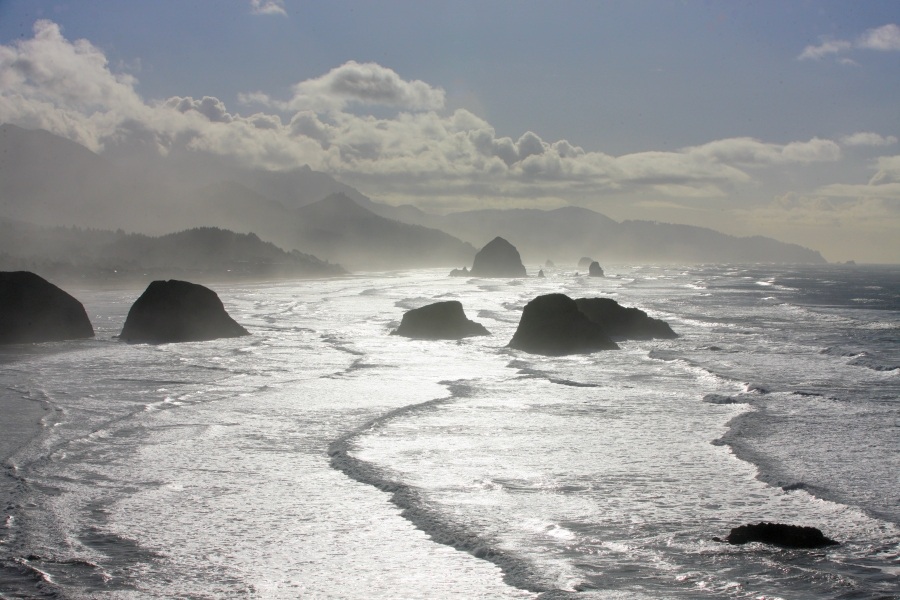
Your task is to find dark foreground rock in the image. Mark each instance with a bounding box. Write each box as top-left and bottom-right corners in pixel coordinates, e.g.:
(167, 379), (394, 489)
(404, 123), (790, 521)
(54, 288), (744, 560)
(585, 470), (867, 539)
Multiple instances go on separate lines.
(575, 298), (677, 340)
(588, 261), (604, 277)
(719, 522), (839, 548)
(0, 271), (94, 344)
(120, 280), (249, 343)
(470, 237), (526, 278)
(392, 301), (489, 340)
(508, 293), (618, 355)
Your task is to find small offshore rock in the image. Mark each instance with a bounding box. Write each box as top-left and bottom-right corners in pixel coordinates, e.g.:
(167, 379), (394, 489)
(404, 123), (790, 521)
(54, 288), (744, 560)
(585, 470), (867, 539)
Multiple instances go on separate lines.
(588, 261), (604, 277)
(722, 522), (839, 548)
(392, 300), (489, 340)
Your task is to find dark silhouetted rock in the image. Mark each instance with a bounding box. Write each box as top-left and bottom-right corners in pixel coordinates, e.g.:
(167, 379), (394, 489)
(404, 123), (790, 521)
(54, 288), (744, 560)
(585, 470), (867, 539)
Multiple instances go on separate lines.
(588, 261), (604, 277)
(0, 271), (94, 344)
(575, 298), (677, 340)
(508, 293), (618, 356)
(537, 269), (545, 278)
(470, 237), (526, 278)
(392, 301), (489, 340)
(577, 257), (594, 269)
(120, 280), (249, 343)
(449, 267), (469, 277)
(720, 523), (839, 548)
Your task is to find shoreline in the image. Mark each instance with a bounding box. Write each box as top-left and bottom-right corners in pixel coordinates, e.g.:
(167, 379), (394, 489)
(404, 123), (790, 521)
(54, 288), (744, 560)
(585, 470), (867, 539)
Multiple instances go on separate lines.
(0, 387), (50, 530)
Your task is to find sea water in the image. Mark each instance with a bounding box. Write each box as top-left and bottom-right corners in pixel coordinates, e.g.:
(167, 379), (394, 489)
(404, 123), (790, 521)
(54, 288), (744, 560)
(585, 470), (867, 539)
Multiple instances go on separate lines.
(0, 264), (897, 599)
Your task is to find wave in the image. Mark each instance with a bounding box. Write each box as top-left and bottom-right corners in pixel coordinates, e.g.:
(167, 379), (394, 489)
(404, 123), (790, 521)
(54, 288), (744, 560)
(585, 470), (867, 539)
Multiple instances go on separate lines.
(820, 347), (899, 372)
(327, 380), (553, 595)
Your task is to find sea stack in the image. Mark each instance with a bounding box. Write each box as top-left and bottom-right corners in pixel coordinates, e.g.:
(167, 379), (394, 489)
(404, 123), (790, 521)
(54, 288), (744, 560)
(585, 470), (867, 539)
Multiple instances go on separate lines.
(392, 300), (489, 340)
(588, 261), (604, 277)
(508, 293), (618, 355)
(470, 237), (527, 278)
(0, 271), (94, 344)
(574, 298), (677, 340)
(120, 280), (249, 343)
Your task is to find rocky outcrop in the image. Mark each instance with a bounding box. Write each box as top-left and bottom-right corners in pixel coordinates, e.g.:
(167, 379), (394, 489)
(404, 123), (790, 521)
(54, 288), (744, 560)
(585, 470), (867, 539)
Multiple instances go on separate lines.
(537, 269), (545, 278)
(575, 298), (677, 340)
(470, 237), (526, 278)
(449, 267), (469, 277)
(120, 280), (249, 343)
(577, 257), (594, 270)
(392, 301), (489, 340)
(508, 294), (618, 356)
(0, 271), (94, 344)
(588, 261), (604, 277)
(718, 523), (839, 548)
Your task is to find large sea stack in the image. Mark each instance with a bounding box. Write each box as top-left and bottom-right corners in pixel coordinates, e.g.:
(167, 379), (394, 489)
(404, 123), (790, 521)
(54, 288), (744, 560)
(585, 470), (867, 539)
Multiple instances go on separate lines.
(0, 271), (94, 344)
(392, 300), (489, 340)
(588, 262), (604, 277)
(120, 280), (249, 343)
(470, 237), (527, 278)
(575, 298), (677, 340)
(508, 293), (618, 355)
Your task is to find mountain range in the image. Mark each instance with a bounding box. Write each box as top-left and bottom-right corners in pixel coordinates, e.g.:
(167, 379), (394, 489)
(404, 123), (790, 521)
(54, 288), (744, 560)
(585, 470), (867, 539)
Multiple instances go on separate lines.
(0, 123), (825, 270)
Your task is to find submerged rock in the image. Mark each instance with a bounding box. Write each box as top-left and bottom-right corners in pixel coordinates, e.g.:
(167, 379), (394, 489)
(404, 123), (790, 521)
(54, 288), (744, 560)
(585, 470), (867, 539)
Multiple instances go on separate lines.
(470, 237), (527, 278)
(574, 297), (677, 340)
(392, 300), (489, 339)
(508, 293), (618, 356)
(120, 280), (249, 343)
(588, 261), (604, 277)
(0, 271), (94, 344)
(720, 522), (839, 548)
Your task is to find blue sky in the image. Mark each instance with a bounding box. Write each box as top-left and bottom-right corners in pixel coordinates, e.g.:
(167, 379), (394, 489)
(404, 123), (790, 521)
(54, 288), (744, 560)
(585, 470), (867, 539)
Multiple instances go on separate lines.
(1, 0), (899, 261)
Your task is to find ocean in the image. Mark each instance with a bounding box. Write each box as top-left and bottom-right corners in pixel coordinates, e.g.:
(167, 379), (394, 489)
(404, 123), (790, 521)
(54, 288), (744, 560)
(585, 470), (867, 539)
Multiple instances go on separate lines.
(1, 264), (897, 599)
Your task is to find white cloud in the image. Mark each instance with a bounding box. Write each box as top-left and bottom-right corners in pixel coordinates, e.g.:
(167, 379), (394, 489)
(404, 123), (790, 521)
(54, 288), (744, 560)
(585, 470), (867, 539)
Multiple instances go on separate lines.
(858, 23), (900, 51)
(799, 23), (900, 61)
(683, 137), (841, 166)
(841, 132), (898, 147)
(798, 39), (852, 61)
(250, 0), (287, 17)
(253, 61), (447, 113)
(166, 96), (235, 123)
(868, 155), (900, 185)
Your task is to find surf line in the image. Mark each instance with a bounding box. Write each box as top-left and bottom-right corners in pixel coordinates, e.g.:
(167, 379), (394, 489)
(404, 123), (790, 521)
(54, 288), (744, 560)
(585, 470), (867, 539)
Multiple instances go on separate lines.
(327, 379), (554, 595)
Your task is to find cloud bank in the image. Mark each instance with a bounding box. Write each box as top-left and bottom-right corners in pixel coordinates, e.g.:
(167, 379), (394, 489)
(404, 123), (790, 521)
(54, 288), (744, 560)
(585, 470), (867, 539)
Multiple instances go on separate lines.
(1, 20), (898, 260)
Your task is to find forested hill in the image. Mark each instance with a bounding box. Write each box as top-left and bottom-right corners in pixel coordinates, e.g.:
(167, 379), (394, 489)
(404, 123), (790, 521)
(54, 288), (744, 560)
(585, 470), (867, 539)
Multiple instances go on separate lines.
(0, 223), (344, 284)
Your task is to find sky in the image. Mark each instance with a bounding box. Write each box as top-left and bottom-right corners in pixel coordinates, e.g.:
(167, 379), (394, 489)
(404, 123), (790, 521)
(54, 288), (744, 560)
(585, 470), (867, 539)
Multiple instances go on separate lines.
(1, 0), (899, 262)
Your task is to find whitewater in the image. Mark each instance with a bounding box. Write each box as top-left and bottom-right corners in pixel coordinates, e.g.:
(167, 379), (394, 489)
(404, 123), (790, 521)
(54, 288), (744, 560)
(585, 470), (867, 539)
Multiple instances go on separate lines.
(1, 264), (897, 599)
